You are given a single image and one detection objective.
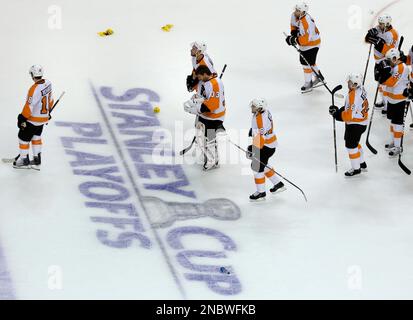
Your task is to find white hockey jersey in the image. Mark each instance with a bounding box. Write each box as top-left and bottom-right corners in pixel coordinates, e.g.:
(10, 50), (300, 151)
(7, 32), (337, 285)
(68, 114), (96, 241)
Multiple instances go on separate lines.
(290, 13), (321, 51)
(251, 109), (277, 149)
(21, 79), (54, 126)
(341, 86), (369, 126)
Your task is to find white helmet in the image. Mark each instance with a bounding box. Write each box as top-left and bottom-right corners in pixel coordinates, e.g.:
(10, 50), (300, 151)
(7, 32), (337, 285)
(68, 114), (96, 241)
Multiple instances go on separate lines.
(191, 41), (207, 54)
(378, 14), (392, 27)
(249, 98), (267, 111)
(347, 73), (363, 87)
(385, 48), (400, 61)
(294, 2), (309, 14)
(29, 65), (43, 78)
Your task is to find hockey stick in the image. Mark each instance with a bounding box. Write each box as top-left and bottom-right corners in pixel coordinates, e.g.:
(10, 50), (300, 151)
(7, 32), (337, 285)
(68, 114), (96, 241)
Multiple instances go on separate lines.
(365, 85), (379, 154)
(46, 91), (66, 125)
(50, 91), (65, 115)
(398, 101), (411, 175)
(180, 64), (227, 156)
(331, 85), (343, 173)
(227, 139), (308, 202)
(2, 91), (66, 164)
(362, 44), (373, 85)
(283, 32), (344, 99)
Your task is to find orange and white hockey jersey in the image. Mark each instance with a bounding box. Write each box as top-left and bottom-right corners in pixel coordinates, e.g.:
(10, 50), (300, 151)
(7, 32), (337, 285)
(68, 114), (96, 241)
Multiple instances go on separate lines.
(382, 62), (410, 104)
(373, 26), (399, 63)
(251, 110), (278, 149)
(192, 53), (217, 75)
(21, 79), (54, 126)
(290, 13), (321, 51)
(198, 76), (225, 121)
(341, 86), (369, 126)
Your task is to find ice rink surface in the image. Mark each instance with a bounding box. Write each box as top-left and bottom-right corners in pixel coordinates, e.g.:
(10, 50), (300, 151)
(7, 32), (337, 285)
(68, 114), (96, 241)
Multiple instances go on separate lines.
(0, 0), (413, 299)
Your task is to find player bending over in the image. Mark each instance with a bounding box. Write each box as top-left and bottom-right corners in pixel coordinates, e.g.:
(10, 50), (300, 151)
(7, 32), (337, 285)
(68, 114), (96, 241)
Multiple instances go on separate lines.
(183, 65), (225, 171)
(13, 65), (54, 170)
(285, 2), (322, 93)
(329, 74), (368, 177)
(247, 99), (285, 201)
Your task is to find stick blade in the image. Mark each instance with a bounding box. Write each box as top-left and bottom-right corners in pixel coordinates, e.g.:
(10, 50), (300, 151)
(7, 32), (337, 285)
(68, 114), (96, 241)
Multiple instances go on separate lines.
(332, 85), (343, 94)
(398, 158), (411, 175)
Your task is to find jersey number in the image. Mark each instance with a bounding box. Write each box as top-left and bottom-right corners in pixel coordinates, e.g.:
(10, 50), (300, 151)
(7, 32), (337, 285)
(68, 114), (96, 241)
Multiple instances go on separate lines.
(41, 93), (52, 114)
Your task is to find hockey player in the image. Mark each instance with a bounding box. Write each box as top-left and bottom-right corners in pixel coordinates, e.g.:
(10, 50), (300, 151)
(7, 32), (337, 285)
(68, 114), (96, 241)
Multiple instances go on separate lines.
(183, 65), (225, 170)
(329, 74), (369, 177)
(247, 99), (285, 201)
(365, 14), (399, 115)
(186, 41), (217, 92)
(285, 2), (322, 93)
(375, 48), (410, 157)
(13, 65), (54, 169)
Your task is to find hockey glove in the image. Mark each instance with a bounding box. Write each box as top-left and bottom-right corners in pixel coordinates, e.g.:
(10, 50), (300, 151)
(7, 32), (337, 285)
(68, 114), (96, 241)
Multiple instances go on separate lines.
(183, 94), (204, 115)
(403, 85), (413, 100)
(367, 28), (379, 37)
(373, 38), (385, 52)
(399, 50), (408, 63)
(375, 61), (392, 83)
(329, 105), (338, 117)
(285, 35), (298, 46)
(246, 145), (253, 160)
(186, 75), (198, 92)
(17, 114), (27, 130)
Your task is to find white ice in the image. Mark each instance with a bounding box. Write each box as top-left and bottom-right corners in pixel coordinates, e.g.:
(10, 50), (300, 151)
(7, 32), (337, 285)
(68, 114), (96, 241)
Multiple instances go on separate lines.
(0, 0), (413, 299)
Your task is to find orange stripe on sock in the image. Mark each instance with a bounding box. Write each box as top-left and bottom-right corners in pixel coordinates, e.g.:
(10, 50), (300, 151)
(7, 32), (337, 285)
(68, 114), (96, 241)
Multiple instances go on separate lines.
(394, 131), (403, 138)
(265, 170), (275, 178)
(19, 144), (29, 150)
(31, 140), (42, 145)
(349, 152), (361, 159)
(255, 177), (265, 184)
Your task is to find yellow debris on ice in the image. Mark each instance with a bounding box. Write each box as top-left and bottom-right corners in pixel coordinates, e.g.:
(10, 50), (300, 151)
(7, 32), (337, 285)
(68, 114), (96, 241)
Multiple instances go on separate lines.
(98, 28), (114, 37)
(161, 24), (174, 32)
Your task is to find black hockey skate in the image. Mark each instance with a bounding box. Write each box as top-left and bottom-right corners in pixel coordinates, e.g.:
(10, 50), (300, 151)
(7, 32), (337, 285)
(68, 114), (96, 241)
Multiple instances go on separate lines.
(269, 181), (286, 194)
(249, 192), (266, 202)
(374, 101), (384, 109)
(360, 162), (368, 172)
(344, 168), (361, 177)
(385, 142), (394, 151)
(13, 155), (30, 169)
(388, 147), (402, 157)
(301, 81), (313, 93)
(30, 153), (41, 171)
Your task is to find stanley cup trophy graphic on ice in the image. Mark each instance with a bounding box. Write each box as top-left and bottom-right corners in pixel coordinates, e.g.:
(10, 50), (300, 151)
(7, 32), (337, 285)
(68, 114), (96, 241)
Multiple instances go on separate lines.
(141, 197), (241, 229)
